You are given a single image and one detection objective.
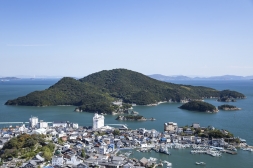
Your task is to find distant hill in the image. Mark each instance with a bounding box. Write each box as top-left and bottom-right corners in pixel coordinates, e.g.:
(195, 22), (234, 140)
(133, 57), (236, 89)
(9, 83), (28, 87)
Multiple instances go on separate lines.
(149, 74), (253, 81)
(0, 77), (19, 80)
(5, 69), (245, 114)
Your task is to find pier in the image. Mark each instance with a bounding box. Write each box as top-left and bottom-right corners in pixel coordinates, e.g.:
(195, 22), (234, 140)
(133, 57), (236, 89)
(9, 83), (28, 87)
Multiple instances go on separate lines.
(0, 122), (52, 124)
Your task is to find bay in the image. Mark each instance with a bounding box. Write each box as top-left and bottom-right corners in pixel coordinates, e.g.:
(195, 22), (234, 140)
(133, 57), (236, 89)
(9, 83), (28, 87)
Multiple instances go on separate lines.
(0, 79), (253, 167)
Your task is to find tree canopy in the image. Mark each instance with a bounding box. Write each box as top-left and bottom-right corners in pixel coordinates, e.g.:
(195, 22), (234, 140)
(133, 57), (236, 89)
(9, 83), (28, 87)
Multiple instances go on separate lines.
(5, 69), (245, 113)
(179, 101), (217, 112)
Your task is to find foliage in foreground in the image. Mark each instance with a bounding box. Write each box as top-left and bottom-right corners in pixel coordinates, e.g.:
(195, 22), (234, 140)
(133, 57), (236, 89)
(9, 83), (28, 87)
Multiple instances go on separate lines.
(0, 134), (54, 161)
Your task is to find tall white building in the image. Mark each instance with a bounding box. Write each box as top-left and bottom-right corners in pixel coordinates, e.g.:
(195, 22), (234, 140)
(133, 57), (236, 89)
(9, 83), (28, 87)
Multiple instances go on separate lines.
(29, 117), (38, 128)
(93, 113), (104, 130)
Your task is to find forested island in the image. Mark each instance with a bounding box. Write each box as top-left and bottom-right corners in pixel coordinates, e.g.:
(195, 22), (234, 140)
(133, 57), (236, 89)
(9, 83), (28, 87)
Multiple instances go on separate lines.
(5, 69), (245, 114)
(179, 101), (218, 113)
(116, 115), (146, 121)
(218, 104), (241, 111)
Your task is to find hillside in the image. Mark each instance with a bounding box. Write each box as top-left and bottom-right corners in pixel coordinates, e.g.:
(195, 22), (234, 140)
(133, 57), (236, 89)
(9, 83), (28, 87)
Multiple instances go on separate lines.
(179, 101), (218, 113)
(5, 69), (245, 113)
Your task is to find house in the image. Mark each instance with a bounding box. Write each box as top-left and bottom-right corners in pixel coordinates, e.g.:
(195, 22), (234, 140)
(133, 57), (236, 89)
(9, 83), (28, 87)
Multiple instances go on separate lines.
(192, 123), (200, 129)
(52, 155), (64, 166)
(76, 163), (89, 168)
(65, 154), (83, 166)
(164, 122), (178, 132)
(139, 157), (148, 166)
(53, 121), (68, 128)
(112, 156), (125, 164)
(21, 160), (37, 168)
(99, 145), (107, 154)
(184, 128), (193, 135)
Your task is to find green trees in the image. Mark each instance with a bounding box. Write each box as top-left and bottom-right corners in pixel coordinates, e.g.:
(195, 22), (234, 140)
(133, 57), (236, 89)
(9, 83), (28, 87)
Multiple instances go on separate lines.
(81, 149), (86, 158)
(0, 134), (53, 161)
(112, 129), (120, 136)
(5, 69), (245, 113)
(208, 129), (233, 139)
(179, 101), (217, 112)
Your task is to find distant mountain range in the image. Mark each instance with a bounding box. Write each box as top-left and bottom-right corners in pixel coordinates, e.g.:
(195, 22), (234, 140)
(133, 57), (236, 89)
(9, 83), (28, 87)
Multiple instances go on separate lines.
(149, 74), (253, 81)
(0, 77), (20, 80)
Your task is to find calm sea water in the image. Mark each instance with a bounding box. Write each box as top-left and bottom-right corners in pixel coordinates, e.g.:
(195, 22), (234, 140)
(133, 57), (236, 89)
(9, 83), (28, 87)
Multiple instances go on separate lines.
(0, 79), (253, 168)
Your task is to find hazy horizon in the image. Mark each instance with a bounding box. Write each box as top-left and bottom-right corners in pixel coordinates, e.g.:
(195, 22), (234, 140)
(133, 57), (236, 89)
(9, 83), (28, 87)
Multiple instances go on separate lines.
(1, 0), (253, 77)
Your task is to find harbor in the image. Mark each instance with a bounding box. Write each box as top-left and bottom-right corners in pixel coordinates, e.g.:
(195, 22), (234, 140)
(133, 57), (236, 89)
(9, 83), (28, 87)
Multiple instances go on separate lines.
(1, 79), (253, 167)
(1, 113), (252, 167)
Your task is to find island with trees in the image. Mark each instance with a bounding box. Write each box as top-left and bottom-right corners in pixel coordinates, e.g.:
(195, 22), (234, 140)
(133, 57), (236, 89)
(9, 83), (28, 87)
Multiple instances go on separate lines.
(116, 115), (146, 121)
(5, 69), (245, 114)
(218, 104), (241, 111)
(179, 101), (218, 113)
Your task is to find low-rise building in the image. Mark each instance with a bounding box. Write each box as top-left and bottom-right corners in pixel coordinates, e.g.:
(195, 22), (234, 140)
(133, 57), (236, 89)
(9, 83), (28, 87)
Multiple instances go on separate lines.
(164, 122), (178, 132)
(52, 155), (64, 166)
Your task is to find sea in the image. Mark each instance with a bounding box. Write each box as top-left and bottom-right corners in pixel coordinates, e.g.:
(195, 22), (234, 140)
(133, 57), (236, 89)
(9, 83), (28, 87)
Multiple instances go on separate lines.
(0, 79), (253, 168)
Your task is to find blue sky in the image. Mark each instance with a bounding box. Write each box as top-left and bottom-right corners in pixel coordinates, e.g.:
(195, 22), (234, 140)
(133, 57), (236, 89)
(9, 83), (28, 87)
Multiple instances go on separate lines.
(1, 0), (253, 77)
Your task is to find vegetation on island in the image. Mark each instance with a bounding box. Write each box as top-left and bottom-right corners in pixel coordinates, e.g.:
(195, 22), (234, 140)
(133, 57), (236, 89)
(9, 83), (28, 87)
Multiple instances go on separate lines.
(218, 104), (240, 111)
(179, 101), (218, 113)
(180, 125), (239, 143)
(218, 97), (236, 102)
(0, 134), (55, 162)
(116, 115), (145, 121)
(5, 69), (245, 114)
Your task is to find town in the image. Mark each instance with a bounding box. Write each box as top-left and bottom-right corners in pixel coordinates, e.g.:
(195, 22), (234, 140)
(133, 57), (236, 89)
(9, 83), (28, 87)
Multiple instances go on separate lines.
(0, 113), (252, 168)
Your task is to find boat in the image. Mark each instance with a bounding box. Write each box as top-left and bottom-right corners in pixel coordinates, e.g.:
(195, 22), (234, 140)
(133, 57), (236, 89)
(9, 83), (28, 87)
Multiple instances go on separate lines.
(196, 162), (206, 165)
(163, 161), (172, 167)
(159, 146), (171, 155)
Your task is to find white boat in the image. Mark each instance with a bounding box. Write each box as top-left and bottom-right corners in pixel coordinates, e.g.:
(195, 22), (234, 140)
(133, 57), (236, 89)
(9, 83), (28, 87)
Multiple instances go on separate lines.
(196, 162), (206, 165)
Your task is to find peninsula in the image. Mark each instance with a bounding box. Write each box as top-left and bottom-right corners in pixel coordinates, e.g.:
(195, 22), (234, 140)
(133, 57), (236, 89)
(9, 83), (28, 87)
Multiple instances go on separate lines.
(5, 69), (245, 114)
(179, 101), (218, 113)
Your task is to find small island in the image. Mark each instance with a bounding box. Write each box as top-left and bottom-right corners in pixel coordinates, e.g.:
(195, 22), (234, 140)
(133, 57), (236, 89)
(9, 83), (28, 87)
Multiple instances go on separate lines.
(218, 104), (241, 111)
(179, 101), (218, 113)
(116, 115), (146, 121)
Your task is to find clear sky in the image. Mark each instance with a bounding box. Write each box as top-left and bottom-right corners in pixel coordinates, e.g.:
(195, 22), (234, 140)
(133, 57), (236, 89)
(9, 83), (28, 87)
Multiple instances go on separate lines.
(1, 0), (253, 77)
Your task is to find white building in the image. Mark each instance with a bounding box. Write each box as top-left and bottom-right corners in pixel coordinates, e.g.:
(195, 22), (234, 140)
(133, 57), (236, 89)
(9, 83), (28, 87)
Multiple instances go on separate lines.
(65, 154), (83, 166)
(99, 146), (107, 155)
(112, 99), (123, 106)
(32, 128), (47, 135)
(53, 122), (67, 128)
(52, 155), (64, 166)
(30, 117), (38, 128)
(72, 123), (79, 129)
(164, 122), (178, 132)
(39, 120), (48, 128)
(18, 124), (27, 132)
(93, 113), (104, 130)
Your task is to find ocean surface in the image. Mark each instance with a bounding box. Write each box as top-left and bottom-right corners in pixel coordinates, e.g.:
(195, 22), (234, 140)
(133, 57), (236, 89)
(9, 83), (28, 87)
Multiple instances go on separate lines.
(0, 79), (253, 168)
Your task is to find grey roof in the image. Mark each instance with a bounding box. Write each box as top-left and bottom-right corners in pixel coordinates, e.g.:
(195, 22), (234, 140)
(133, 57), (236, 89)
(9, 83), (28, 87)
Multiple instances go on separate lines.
(139, 157), (148, 165)
(112, 156), (125, 161)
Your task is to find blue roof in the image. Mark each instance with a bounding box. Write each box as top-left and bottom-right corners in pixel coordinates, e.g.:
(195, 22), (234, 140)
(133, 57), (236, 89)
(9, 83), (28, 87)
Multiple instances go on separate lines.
(160, 138), (167, 141)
